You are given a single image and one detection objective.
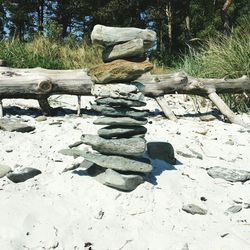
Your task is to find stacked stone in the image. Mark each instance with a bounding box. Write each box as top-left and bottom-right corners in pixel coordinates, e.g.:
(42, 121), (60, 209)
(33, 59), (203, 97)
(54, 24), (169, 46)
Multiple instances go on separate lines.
(82, 25), (157, 191)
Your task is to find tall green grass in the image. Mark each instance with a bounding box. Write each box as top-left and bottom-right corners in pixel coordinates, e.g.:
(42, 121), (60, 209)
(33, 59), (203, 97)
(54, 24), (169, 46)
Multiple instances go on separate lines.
(180, 20), (250, 112)
(0, 36), (102, 69)
(181, 30), (250, 78)
(0, 26), (249, 112)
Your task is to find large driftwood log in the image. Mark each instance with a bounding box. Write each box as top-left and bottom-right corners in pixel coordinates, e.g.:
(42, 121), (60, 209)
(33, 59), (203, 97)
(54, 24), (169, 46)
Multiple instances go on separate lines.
(0, 67), (249, 98)
(0, 67), (92, 98)
(0, 67), (249, 126)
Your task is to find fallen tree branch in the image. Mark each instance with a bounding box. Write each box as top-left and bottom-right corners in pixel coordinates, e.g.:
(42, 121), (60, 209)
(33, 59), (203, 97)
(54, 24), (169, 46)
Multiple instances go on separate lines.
(0, 67), (249, 126)
(0, 67), (249, 98)
(0, 99), (3, 118)
(155, 96), (177, 121)
(208, 92), (248, 127)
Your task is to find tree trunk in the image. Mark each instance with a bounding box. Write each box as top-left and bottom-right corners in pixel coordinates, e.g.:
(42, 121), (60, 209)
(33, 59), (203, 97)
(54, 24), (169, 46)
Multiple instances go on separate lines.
(184, 0), (191, 46)
(221, 0), (233, 34)
(37, 0), (44, 34)
(166, 1), (173, 54)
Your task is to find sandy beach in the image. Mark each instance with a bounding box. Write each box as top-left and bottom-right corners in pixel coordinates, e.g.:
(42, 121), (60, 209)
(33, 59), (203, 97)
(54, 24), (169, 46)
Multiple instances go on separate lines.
(0, 94), (250, 250)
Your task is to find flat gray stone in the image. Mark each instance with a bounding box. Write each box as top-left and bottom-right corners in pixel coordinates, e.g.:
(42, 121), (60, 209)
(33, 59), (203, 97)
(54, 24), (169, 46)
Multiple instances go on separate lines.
(59, 149), (152, 173)
(91, 104), (149, 118)
(59, 148), (86, 158)
(87, 165), (144, 191)
(68, 141), (83, 148)
(7, 167), (41, 183)
(91, 25), (156, 49)
(96, 97), (146, 107)
(0, 119), (35, 132)
(181, 243), (189, 250)
(102, 39), (145, 62)
(176, 147), (203, 160)
(199, 114), (217, 121)
(35, 116), (47, 122)
(98, 125), (147, 139)
(94, 116), (148, 126)
(92, 85), (144, 102)
(226, 205), (242, 213)
(182, 204), (207, 215)
(85, 152), (152, 173)
(81, 134), (146, 157)
(207, 166), (250, 182)
(63, 159), (94, 172)
(0, 164), (12, 178)
(147, 142), (176, 165)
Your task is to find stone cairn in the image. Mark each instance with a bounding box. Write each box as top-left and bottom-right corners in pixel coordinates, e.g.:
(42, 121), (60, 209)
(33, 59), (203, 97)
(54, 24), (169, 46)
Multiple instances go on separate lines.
(63, 25), (157, 191)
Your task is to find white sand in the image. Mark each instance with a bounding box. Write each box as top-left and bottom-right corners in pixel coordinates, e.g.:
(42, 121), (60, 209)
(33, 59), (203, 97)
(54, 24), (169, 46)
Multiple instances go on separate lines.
(0, 95), (250, 250)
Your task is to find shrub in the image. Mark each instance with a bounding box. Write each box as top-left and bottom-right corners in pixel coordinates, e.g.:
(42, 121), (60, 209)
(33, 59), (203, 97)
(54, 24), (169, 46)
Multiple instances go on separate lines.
(179, 18), (250, 112)
(0, 36), (102, 69)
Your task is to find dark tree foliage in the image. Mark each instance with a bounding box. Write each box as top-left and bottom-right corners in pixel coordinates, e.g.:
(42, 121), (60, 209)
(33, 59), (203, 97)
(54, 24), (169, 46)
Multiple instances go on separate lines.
(0, 0), (249, 57)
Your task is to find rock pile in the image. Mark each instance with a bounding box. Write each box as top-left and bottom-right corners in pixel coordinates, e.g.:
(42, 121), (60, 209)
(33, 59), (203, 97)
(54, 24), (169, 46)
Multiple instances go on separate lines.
(77, 25), (156, 191)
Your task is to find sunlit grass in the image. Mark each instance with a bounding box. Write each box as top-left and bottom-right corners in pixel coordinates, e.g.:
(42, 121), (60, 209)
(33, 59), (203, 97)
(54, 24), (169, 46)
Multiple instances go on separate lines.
(179, 18), (250, 112)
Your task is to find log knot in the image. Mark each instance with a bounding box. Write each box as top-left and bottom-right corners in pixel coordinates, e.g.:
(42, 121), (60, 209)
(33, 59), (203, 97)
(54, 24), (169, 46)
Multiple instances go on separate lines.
(38, 79), (53, 93)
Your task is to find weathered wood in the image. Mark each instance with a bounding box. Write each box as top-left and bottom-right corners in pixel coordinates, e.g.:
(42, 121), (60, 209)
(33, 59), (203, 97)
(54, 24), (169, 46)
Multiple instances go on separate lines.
(0, 67), (249, 98)
(208, 92), (248, 128)
(138, 73), (250, 96)
(0, 67), (249, 126)
(38, 97), (52, 116)
(0, 67), (92, 98)
(0, 74), (53, 97)
(155, 96), (177, 121)
(77, 95), (81, 116)
(0, 99), (3, 118)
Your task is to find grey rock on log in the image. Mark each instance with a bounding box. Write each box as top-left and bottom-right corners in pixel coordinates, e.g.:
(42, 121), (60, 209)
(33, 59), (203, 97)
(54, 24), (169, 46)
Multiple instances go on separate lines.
(0, 164), (12, 178)
(91, 104), (149, 118)
(182, 204), (207, 215)
(7, 167), (41, 183)
(98, 125), (147, 139)
(91, 25), (156, 49)
(0, 119), (35, 132)
(87, 165), (144, 191)
(102, 39), (145, 62)
(81, 134), (146, 157)
(94, 116), (148, 126)
(62, 149), (152, 173)
(92, 83), (144, 101)
(96, 97), (146, 107)
(207, 166), (250, 182)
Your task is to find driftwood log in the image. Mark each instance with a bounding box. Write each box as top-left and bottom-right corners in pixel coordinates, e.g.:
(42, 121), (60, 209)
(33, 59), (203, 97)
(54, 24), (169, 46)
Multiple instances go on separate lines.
(0, 67), (249, 127)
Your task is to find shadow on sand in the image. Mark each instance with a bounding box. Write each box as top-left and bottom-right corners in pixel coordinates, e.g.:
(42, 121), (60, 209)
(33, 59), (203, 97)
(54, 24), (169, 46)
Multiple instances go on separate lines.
(3, 106), (99, 117)
(145, 141), (182, 185)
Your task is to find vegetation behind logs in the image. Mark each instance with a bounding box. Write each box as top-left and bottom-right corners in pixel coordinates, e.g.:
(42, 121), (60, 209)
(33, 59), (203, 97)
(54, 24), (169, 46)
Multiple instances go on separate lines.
(0, 1), (249, 112)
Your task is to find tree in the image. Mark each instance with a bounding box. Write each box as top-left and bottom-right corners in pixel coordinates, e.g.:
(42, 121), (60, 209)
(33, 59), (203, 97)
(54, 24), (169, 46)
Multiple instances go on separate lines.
(37, 0), (45, 34)
(4, 0), (36, 40)
(0, 1), (6, 39)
